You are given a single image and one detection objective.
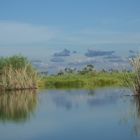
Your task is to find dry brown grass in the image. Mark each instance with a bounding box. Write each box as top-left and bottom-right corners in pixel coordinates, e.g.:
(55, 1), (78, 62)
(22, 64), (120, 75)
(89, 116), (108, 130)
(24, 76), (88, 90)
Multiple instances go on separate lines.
(0, 55), (39, 90)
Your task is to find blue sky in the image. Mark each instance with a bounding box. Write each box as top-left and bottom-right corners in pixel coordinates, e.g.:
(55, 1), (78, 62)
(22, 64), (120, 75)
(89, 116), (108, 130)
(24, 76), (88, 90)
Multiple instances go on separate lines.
(0, 0), (140, 72)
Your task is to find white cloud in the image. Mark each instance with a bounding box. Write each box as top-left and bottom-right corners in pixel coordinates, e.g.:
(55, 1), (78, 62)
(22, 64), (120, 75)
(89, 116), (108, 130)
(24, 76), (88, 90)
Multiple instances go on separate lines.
(0, 21), (57, 45)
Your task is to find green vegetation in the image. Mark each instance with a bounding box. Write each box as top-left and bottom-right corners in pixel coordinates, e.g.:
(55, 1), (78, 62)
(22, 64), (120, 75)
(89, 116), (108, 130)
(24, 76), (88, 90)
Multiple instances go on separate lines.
(0, 55), (38, 90)
(123, 56), (140, 95)
(39, 72), (126, 89)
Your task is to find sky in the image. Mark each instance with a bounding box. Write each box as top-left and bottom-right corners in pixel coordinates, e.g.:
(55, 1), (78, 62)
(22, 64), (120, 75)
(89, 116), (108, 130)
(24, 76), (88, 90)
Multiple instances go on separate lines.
(0, 0), (140, 73)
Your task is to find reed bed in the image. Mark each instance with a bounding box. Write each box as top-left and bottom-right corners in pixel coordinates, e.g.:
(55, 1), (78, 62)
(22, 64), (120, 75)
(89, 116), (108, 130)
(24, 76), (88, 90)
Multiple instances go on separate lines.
(123, 56), (140, 95)
(0, 55), (38, 90)
(41, 72), (123, 89)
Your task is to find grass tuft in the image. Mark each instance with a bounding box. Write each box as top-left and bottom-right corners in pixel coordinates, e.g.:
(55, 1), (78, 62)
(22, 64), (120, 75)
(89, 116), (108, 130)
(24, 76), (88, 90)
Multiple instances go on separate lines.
(123, 56), (140, 95)
(0, 55), (38, 90)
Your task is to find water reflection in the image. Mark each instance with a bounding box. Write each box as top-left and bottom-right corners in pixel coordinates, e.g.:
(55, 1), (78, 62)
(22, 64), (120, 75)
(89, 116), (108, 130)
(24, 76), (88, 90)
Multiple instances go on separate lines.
(88, 90), (95, 96)
(50, 89), (121, 110)
(134, 96), (140, 117)
(0, 88), (140, 140)
(132, 96), (140, 136)
(53, 96), (72, 110)
(51, 90), (96, 110)
(0, 90), (38, 123)
(121, 95), (140, 137)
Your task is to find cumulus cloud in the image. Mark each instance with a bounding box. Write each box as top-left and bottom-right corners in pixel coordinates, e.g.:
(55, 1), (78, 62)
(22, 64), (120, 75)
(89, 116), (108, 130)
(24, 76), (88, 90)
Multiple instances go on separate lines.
(85, 49), (115, 57)
(53, 49), (71, 57)
(50, 57), (65, 62)
(0, 21), (56, 45)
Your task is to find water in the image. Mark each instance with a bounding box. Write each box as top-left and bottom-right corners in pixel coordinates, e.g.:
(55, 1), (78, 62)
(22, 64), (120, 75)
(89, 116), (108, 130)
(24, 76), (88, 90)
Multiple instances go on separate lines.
(0, 88), (140, 140)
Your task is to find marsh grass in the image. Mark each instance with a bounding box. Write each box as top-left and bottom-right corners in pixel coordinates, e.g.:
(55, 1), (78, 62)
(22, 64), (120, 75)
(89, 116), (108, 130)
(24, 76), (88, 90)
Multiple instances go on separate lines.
(0, 55), (38, 90)
(123, 56), (140, 95)
(40, 72), (123, 89)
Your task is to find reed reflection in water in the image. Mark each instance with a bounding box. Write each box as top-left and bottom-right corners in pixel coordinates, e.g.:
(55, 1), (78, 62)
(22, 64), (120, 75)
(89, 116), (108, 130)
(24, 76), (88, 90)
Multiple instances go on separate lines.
(132, 96), (140, 136)
(0, 90), (38, 123)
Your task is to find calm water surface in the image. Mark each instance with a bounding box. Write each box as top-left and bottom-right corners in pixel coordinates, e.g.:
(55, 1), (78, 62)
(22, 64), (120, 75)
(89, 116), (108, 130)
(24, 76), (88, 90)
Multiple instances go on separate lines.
(0, 88), (140, 140)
